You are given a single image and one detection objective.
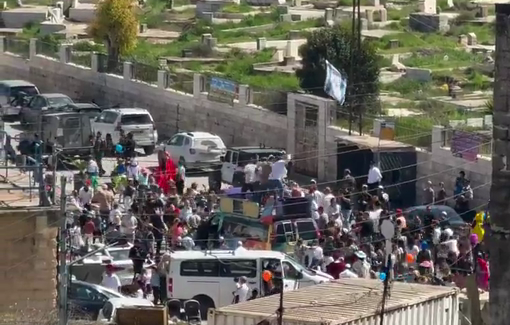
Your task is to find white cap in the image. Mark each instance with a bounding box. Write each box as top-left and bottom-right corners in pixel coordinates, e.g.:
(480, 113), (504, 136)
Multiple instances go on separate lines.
(443, 228), (453, 237)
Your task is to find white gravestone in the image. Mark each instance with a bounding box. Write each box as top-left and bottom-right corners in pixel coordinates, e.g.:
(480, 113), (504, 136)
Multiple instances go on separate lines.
(422, 0), (436, 14)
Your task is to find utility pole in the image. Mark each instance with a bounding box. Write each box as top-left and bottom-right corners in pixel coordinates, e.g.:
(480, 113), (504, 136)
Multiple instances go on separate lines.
(356, 0), (362, 136)
(491, 4), (510, 325)
(277, 286), (284, 325)
(176, 104), (180, 133)
(379, 219), (394, 325)
(58, 176), (68, 325)
(347, 0), (356, 135)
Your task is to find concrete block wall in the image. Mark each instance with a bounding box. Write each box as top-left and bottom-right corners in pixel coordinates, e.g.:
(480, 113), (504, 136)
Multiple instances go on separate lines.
(0, 209), (60, 312)
(416, 126), (491, 208)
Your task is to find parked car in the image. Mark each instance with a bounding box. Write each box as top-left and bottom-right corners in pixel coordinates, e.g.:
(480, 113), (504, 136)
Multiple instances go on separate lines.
(404, 205), (467, 230)
(158, 131), (226, 168)
(65, 103), (102, 120)
(97, 298), (154, 323)
(20, 93), (73, 127)
(68, 280), (124, 320)
(91, 243), (153, 285)
(0, 79), (39, 118)
(220, 146), (288, 186)
(91, 108), (158, 155)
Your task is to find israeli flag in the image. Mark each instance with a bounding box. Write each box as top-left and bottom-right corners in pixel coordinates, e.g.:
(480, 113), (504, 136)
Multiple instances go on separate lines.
(324, 60), (347, 105)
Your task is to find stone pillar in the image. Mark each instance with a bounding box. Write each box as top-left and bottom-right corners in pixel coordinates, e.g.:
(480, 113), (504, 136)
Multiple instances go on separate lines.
(360, 18), (368, 30)
(0, 36), (5, 52)
(379, 8), (387, 22)
(292, 0), (301, 6)
(59, 44), (70, 63)
(201, 33), (212, 44)
(317, 99), (328, 181)
(467, 32), (477, 45)
(238, 84), (250, 105)
(193, 73), (203, 98)
(257, 37), (267, 50)
(202, 12), (214, 23)
(139, 23), (148, 33)
(286, 93), (296, 158)
(431, 125), (444, 153)
(458, 34), (468, 45)
(91, 52), (100, 72)
(478, 5), (488, 18)
(158, 70), (168, 89)
(29, 38), (37, 60)
(123, 61), (134, 80)
(365, 9), (374, 24)
(324, 8), (333, 21)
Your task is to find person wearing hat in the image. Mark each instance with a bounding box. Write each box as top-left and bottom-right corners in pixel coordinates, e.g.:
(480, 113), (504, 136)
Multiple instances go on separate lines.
(101, 264), (122, 292)
(352, 250), (370, 278)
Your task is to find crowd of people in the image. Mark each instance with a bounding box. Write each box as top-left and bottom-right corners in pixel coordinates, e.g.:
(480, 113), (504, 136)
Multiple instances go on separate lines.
(62, 140), (489, 305)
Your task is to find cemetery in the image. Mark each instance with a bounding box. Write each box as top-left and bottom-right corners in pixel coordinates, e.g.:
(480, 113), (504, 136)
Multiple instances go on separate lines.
(0, 0), (496, 139)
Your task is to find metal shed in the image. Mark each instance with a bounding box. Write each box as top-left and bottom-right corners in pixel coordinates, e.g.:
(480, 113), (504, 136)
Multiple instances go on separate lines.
(208, 279), (459, 325)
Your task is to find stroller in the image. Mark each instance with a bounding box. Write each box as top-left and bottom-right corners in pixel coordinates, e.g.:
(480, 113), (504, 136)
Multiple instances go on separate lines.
(183, 299), (201, 325)
(167, 299), (185, 321)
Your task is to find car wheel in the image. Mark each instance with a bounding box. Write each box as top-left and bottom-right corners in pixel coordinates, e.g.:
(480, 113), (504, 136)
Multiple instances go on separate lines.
(143, 145), (155, 155)
(193, 295), (215, 320)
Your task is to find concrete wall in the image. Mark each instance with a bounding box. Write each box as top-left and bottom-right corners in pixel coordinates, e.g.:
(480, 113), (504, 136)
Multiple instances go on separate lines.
(416, 126), (491, 209)
(0, 39), (289, 151)
(0, 208), (59, 312)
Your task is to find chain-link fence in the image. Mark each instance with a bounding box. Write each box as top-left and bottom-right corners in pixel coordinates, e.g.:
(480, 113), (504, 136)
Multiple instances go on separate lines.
(69, 51), (91, 68)
(36, 40), (59, 60)
(133, 61), (158, 84)
(5, 37), (30, 58)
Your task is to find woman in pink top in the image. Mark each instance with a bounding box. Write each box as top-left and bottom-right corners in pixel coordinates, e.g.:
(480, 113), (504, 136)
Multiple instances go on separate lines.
(171, 220), (184, 246)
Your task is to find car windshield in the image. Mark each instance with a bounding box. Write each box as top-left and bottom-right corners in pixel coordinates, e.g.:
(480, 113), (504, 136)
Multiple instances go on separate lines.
(11, 86), (38, 97)
(295, 220), (318, 241)
(284, 254), (315, 276)
(100, 287), (124, 299)
(48, 96), (72, 108)
(107, 249), (130, 261)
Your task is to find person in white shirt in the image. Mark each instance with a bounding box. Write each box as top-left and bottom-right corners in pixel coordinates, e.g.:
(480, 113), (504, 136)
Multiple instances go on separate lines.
(339, 264), (359, 279)
(234, 276), (250, 303)
(327, 197), (340, 219)
(322, 187), (335, 211)
(311, 199), (320, 220)
(243, 159), (258, 192)
(101, 265), (122, 292)
(309, 180), (324, 206)
(307, 241), (324, 268)
(367, 161), (382, 194)
(127, 159), (140, 179)
(268, 156), (286, 196)
(109, 203), (122, 224)
(78, 185), (92, 206)
(179, 199), (193, 223)
(120, 212), (137, 243)
(369, 208), (382, 234)
(67, 191), (83, 213)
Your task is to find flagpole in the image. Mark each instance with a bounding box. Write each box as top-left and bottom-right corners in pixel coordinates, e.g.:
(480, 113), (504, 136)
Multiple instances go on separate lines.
(348, 0), (356, 135)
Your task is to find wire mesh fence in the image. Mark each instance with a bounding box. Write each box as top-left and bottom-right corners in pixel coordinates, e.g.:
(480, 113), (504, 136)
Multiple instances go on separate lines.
(5, 38), (30, 58)
(168, 71), (194, 94)
(69, 51), (91, 68)
(133, 61), (158, 84)
(36, 40), (60, 59)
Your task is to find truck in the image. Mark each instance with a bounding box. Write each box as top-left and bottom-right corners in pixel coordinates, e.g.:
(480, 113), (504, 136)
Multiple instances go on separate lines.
(207, 279), (459, 325)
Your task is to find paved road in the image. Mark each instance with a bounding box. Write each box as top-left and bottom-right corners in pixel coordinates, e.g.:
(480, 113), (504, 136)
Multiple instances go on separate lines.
(0, 122), (214, 202)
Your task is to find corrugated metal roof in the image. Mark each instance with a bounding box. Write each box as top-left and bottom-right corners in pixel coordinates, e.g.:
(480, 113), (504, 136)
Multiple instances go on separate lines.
(214, 279), (458, 325)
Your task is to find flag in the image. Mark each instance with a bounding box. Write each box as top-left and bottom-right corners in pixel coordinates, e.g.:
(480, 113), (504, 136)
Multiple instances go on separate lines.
(324, 60), (347, 105)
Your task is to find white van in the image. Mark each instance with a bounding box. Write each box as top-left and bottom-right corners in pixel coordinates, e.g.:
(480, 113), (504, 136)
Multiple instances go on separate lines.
(166, 248), (332, 317)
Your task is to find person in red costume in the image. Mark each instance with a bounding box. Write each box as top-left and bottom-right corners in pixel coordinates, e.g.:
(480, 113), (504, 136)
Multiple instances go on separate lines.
(156, 152), (177, 195)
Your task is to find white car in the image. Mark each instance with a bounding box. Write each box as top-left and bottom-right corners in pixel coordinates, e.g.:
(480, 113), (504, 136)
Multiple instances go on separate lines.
(159, 131), (226, 168)
(91, 108), (158, 155)
(94, 244), (152, 286)
(97, 297), (154, 323)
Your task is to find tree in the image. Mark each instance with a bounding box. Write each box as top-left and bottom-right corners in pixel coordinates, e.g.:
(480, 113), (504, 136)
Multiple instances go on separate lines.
(89, 0), (138, 69)
(296, 25), (380, 133)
